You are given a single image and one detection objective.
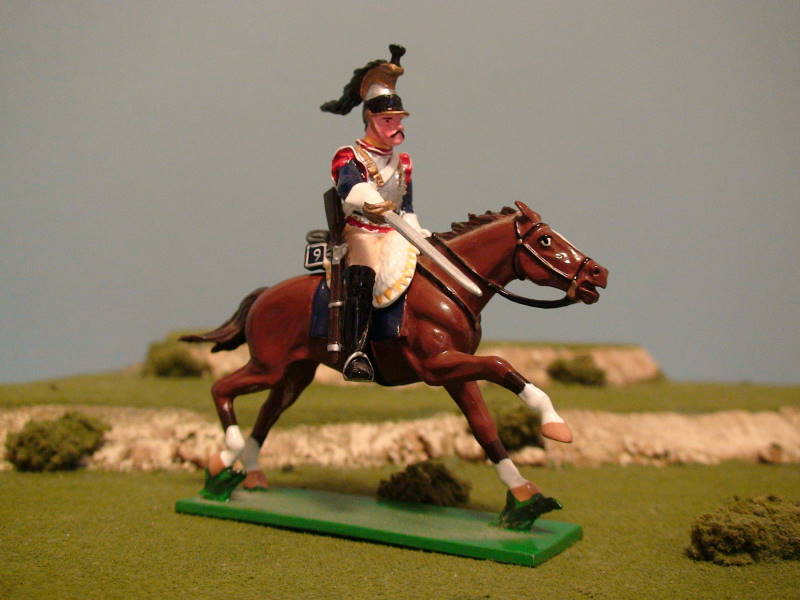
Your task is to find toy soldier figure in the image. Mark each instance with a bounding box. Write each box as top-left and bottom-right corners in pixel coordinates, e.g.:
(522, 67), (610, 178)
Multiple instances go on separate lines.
(321, 45), (429, 382)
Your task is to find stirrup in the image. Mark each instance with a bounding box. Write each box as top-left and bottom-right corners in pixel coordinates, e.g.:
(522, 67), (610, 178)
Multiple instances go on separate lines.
(343, 351), (374, 382)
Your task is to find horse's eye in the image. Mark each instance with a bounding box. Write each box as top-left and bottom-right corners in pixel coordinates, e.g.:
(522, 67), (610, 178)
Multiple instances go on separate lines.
(539, 235), (552, 248)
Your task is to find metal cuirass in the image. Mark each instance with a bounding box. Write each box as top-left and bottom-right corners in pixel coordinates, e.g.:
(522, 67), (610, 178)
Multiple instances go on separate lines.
(376, 165), (406, 206)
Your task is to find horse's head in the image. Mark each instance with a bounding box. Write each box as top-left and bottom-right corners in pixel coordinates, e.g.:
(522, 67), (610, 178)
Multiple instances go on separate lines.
(513, 201), (608, 304)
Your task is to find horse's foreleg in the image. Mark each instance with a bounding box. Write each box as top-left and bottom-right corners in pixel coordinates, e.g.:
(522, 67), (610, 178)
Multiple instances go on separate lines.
(444, 380), (563, 529)
(444, 382), (539, 501)
(239, 360), (318, 490)
(420, 351), (571, 443)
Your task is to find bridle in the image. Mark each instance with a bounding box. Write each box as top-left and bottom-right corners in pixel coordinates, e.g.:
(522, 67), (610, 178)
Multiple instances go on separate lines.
(428, 216), (592, 310)
(510, 218), (593, 306)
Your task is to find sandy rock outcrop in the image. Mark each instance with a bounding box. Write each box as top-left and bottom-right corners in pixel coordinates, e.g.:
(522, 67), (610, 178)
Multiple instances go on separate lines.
(0, 406), (220, 472)
(2, 405), (798, 473)
(185, 344), (249, 379)
(479, 345), (661, 386)
(543, 407), (800, 467)
(186, 343), (661, 387)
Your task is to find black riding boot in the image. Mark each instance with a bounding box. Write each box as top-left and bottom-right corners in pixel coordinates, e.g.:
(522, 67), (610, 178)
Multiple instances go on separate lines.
(342, 265), (376, 382)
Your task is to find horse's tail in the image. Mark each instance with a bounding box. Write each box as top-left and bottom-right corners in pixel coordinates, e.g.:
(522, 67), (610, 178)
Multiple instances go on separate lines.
(180, 287), (268, 352)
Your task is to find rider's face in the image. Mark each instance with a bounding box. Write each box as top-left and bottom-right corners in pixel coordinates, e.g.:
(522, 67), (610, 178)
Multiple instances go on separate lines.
(365, 113), (406, 149)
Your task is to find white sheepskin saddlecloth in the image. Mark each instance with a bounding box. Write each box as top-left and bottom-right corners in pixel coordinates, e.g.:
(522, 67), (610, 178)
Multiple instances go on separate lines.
(372, 230), (418, 308)
(326, 230), (418, 308)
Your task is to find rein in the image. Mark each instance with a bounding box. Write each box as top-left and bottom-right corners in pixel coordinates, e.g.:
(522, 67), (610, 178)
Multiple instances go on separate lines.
(428, 217), (587, 311)
(416, 263), (480, 330)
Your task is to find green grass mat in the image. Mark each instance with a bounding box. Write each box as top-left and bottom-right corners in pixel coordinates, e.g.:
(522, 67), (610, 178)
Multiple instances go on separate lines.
(2, 462), (798, 599)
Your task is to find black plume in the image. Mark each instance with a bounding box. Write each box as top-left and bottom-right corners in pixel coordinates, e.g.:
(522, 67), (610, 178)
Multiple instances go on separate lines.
(320, 59), (384, 115)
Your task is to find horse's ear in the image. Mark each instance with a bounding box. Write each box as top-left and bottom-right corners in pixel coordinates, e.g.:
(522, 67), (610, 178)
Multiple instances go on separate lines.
(514, 201), (541, 223)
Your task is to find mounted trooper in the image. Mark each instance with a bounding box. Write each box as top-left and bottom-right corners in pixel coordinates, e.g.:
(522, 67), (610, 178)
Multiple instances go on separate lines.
(321, 44), (429, 382)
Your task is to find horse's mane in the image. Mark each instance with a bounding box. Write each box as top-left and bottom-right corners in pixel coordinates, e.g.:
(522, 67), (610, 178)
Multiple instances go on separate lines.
(437, 206), (518, 241)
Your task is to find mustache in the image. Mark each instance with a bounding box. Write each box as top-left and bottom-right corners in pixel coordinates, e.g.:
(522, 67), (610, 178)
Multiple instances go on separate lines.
(390, 130), (405, 139)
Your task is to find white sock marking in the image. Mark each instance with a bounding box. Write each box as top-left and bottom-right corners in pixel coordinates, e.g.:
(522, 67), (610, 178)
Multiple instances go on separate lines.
(495, 458), (527, 489)
(519, 383), (564, 425)
(219, 425), (245, 467)
(240, 436), (261, 472)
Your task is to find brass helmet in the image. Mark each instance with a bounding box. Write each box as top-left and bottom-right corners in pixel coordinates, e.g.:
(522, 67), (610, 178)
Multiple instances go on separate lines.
(320, 44), (408, 117)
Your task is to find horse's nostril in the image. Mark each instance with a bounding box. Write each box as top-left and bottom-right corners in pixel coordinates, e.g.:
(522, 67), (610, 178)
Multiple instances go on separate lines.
(592, 267), (601, 277)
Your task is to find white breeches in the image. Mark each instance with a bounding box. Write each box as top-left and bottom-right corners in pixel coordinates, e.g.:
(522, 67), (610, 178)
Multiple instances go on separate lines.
(344, 225), (418, 308)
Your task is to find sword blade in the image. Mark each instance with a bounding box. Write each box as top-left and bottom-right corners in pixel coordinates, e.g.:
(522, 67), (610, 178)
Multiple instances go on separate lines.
(383, 211), (482, 296)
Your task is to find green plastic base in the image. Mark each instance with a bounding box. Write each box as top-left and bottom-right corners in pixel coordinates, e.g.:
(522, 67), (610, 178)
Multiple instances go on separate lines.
(175, 487), (581, 567)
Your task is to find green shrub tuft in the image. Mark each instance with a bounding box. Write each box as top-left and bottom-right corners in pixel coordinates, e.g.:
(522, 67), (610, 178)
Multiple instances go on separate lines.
(495, 406), (543, 451)
(377, 461), (471, 507)
(5, 412), (110, 472)
(547, 354), (606, 386)
(142, 334), (208, 378)
(687, 495), (800, 565)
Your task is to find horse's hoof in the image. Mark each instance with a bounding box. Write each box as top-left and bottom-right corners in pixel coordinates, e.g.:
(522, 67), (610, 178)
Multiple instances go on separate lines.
(199, 466), (246, 502)
(491, 491), (562, 531)
(541, 422), (573, 443)
(243, 470), (270, 492)
(206, 451), (226, 476)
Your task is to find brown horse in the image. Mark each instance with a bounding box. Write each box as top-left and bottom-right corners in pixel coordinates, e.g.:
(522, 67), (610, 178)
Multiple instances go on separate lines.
(184, 201), (608, 529)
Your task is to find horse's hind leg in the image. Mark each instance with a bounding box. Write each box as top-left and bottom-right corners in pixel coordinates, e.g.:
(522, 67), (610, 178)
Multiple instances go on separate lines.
(238, 360), (318, 490)
(207, 360), (275, 476)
